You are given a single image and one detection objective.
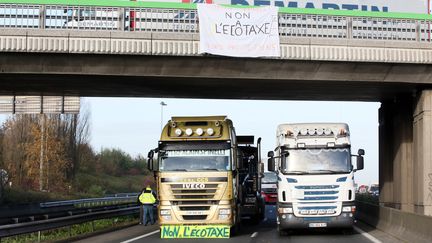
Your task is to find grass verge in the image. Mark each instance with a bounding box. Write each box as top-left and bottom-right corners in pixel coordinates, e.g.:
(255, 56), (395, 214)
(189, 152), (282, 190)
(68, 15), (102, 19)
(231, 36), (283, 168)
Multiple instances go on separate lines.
(1, 215), (139, 243)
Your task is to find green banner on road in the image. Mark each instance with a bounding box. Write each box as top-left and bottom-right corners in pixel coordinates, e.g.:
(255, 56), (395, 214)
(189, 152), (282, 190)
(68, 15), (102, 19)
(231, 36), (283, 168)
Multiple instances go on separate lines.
(160, 225), (230, 238)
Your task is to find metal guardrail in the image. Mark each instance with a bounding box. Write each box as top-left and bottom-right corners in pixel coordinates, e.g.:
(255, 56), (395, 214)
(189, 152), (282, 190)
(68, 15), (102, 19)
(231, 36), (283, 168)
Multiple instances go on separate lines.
(0, 194), (141, 238)
(0, 206), (139, 238)
(40, 194), (138, 208)
(0, 1), (431, 42)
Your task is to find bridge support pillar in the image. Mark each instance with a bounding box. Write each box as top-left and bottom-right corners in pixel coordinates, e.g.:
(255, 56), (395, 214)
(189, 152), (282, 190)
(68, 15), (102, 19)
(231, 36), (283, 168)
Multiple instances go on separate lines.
(413, 90), (432, 216)
(379, 97), (414, 213)
(379, 90), (432, 216)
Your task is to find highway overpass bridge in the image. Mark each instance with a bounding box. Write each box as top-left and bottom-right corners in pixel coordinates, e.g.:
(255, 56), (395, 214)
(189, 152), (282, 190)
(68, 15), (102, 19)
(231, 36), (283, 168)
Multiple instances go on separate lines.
(0, 0), (432, 241)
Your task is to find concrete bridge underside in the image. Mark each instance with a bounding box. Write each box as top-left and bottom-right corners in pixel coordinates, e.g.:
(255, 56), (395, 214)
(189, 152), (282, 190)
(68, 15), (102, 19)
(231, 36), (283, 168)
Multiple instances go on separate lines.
(0, 51), (432, 216)
(0, 52), (431, 101)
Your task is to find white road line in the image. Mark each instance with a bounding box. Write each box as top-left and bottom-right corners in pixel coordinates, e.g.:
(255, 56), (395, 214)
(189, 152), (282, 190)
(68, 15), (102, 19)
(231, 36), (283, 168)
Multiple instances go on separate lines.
(120, 230), (160, 243)
(251, 232), (259, 238)
(353, 226), (382, 243)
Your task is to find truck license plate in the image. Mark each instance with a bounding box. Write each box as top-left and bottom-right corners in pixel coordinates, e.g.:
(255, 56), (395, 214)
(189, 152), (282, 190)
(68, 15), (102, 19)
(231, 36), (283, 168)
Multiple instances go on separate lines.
(309, 223), (327, 228)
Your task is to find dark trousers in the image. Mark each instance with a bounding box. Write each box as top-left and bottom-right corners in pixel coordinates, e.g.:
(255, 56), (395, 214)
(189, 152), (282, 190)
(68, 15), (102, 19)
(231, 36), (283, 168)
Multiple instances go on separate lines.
(139, 205), (144, 224)
(143, 204), (155, 225)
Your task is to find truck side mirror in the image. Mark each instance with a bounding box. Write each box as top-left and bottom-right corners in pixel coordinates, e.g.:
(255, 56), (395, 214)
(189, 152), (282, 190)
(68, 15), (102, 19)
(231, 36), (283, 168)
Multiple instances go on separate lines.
(358, 149), (365, 156)
(267, 151), (275, 172)
(356, 156), (364, 171)
(268, 158), (275, 172)
(268, 151), (274, 157)
(147, 150), (154, 171)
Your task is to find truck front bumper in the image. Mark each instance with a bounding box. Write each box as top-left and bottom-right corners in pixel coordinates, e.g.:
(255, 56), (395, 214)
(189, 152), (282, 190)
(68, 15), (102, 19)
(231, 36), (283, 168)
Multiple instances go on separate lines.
(278, 213), (354, 229)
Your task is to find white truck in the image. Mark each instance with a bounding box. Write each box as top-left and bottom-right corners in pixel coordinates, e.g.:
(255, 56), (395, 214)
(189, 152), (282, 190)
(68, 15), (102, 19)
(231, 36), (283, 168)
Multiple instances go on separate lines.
(267, 123), (364, 235)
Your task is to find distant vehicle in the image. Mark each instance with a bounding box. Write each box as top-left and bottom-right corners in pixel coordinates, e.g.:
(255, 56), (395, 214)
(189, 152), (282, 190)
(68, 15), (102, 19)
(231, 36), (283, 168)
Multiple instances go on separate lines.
(368, 184), (379, 197)
(261, 172), (278, 204)
(358, 185), (368, 194)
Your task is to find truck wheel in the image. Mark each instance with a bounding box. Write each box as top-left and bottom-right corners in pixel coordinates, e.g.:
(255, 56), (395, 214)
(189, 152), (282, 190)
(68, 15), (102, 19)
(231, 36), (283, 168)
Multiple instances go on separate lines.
(230, 209), (241, 237)
(278, 225), (288, 236)
(250, 215), (260, 224)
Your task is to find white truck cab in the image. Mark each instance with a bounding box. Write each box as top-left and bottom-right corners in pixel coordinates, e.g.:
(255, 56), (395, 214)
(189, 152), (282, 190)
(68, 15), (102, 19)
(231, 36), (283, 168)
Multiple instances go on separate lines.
(268, 123), (364, 235)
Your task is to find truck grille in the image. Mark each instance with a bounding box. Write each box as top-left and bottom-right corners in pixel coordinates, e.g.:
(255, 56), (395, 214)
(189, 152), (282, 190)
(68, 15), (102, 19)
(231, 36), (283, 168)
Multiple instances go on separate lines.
(179, 206), (210, 211)
(165, 178), (227, 221)
(262, 188), (277, 193)
(295, 185), (339, 201)
(183, 215), (207, 220)
(170, 184), (219, 200)
(293, 185), (341, 217)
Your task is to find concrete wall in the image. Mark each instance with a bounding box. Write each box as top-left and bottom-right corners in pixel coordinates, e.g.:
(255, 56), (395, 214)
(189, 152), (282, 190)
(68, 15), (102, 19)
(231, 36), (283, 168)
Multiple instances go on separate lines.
(357, 201), (432, 243)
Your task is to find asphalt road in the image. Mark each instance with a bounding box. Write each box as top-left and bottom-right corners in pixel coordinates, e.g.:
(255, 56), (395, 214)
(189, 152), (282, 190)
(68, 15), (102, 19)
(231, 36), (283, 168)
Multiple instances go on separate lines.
(75, 205), (402, 243)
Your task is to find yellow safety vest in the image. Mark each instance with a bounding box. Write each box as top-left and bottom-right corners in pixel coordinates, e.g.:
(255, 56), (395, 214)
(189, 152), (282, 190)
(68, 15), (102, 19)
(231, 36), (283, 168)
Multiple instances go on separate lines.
(139, 189), (156, 204)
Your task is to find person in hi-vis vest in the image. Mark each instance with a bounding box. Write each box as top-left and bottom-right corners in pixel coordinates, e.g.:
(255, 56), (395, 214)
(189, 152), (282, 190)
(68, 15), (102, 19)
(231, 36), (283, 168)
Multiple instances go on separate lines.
(138, 184), (156, 225)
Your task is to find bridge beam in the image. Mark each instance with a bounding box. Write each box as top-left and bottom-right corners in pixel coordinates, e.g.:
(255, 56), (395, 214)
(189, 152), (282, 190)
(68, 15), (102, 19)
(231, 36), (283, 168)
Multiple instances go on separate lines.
(379, 90), (432, 216)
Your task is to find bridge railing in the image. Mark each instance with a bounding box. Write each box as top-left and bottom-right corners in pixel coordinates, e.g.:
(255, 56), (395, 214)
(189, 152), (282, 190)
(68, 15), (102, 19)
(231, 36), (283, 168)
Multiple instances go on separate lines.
(0, 1), (432, 42)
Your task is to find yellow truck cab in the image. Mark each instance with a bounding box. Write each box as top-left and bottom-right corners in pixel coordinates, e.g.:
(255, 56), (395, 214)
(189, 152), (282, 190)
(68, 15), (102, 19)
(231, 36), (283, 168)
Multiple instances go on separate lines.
(147, 116), (241, 238)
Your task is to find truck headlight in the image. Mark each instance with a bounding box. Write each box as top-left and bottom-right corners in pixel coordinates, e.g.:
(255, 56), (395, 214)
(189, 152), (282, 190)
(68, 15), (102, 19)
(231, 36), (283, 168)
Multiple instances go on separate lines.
(160, 209), (171, 215)
(342, 206), (356, 213)
(218, 214), (229, 220)
(219, 209), (231, 215)
(245, 197), (256, 203)
(162, 215), (172, 220)
(278, 207), (293, 214)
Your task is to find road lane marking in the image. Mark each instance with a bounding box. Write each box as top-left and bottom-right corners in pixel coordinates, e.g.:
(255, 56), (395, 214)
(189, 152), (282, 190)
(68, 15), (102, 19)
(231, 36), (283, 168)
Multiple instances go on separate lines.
(120, 230), (160, 243)
(353, 226), (382, 243)
(251, 232), (258, 238)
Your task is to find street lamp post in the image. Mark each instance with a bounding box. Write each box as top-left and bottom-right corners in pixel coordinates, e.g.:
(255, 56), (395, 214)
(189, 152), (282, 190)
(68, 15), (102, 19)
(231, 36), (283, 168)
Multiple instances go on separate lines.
(160, 101), (167, 131)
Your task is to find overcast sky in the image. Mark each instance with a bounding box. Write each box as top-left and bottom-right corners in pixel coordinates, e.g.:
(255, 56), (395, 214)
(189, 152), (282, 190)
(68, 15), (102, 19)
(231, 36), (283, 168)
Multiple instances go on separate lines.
(85, 97), (379, 185)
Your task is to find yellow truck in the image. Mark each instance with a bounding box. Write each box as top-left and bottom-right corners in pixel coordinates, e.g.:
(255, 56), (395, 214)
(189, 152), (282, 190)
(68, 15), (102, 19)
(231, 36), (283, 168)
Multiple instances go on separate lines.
(147, 116), (242, 238)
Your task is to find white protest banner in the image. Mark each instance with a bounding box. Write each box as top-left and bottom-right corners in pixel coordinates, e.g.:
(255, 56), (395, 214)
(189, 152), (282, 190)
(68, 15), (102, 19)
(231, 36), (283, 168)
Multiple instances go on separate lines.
(197, 4), (280, 57)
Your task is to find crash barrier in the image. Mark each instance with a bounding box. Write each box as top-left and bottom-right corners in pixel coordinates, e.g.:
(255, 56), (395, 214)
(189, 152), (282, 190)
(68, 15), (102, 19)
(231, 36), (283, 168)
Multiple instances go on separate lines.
(356, 201), (432, 243)
(0, 194), (142, 238)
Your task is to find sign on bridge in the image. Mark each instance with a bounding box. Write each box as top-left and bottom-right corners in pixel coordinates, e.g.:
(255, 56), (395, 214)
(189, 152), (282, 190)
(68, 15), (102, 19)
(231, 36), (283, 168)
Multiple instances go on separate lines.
(197, 4), (280, 57)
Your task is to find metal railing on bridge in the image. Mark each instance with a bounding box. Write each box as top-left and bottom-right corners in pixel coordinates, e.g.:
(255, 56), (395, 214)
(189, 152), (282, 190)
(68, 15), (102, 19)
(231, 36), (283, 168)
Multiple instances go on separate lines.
(1, 0), (432, 42)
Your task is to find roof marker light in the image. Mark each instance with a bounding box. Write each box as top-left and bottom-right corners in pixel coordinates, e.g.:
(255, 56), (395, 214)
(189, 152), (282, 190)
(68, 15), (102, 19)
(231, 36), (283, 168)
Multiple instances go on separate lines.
(300, 129), (308, 136)
(196, 128), (204, 136)
(185, 128), (193, 136)
(207, 128), (214, 136)
(316, 128), (324, 135)
(175, 128), (182, 136)
(324, 128), (332, 135)
(308, 129), (315, 135)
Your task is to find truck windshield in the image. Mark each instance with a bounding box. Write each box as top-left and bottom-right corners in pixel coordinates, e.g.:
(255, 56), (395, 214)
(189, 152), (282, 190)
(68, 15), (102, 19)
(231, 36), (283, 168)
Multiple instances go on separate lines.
(159, 149), (231, 171)
(282, 148), (351, 174)
(262, 172), (278, 183)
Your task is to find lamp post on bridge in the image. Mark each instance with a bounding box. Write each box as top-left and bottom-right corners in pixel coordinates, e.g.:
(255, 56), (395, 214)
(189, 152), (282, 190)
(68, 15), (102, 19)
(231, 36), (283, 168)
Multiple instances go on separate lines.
(160, 101), (167, 132)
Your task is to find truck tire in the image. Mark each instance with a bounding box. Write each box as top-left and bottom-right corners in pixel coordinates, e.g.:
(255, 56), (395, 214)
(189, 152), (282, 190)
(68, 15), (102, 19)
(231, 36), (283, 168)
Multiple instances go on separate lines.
(278, 225), (288, 236)
(230, 206), (241, 236)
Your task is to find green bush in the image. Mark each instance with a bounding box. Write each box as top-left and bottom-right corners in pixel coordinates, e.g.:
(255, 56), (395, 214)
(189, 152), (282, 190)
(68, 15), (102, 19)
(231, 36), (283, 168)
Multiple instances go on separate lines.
(87, 185), (105, 197)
